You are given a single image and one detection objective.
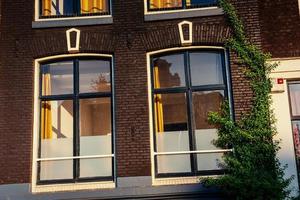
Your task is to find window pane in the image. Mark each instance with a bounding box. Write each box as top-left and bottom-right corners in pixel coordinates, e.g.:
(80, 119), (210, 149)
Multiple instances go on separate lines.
(80, 98), (112, 156)
(155, 93), (190, 152)
(79, 60), (111, 93)
(40, 100), (73, 158)
(41, 61), (73, 96)
(186, 0), (218, 7)
(197, 153), (223, 171)
(289, 84), (300, 116)
(193, 91), (223, 150)
(157, 155), (191, 173)
(40, 160), (73, 180)
(80, 0), (109, 14)
(41, 0), (75, 16)
(149, 0), (182, 9)
(190, 52), (223, 86)
(153, 54), (185, 89)
(80, 158), (112, 178)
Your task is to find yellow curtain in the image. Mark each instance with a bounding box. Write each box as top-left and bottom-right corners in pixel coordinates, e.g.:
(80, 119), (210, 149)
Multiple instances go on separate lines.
(81, 0), (105, 14)
(43, 0), (52, 16)
(154, 66), (164, 133)
(186, 0), (191, 6)
(41, 73), (52, 139)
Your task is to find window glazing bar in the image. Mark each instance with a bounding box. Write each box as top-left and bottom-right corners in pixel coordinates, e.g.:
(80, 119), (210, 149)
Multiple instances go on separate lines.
(37, 154), (115, 161)
(154, 149), (232, 156)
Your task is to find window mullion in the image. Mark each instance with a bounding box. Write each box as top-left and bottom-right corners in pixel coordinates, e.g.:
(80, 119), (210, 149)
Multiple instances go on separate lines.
(184, 51), (197, 174)
(73, 59), (80, 181)
(182, 0), (186, 9)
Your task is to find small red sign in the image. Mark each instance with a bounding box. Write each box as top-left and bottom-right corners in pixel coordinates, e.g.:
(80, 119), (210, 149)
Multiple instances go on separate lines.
(277, 78), (284, 84)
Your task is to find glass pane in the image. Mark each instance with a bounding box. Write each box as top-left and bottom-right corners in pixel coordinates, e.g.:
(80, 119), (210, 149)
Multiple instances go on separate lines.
(197, 153), (223, 171)
(40, 160), (73, 180)
(149, 0), (182, 9)
(289, 84), (300, 116)
(80, 158), (112, 178)
(80, 98), (112, 156)
(292, 121), (300, 180)
(41, 0), (75, 16)
(153, 54), (185, 89)
(80, 0), (109, 14)
(40, 100), (73, 158)
(41, 61), (73, 96)
(193, 91), (223, 150)
(79, 60), (111, 93)
(155, 93), (189, 152)
(186, 0), (218, 7)
(157, 155), (191, 173)
(190, 52), (223, 86)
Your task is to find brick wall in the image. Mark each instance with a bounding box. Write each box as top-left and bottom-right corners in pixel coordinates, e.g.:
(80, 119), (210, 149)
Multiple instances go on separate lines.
(0, 0), (262, 183)
(259, 0), (300, 58)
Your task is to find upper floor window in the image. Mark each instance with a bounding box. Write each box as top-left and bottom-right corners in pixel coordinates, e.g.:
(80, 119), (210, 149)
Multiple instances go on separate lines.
(148, 0), (218, 11)
(37, 57), (114, 184)
(39, 0), (110, 18)
(150, 49), (231, 177)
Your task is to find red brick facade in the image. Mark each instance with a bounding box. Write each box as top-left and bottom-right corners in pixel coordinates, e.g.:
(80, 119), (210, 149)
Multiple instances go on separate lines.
(0, 0), (297, 185)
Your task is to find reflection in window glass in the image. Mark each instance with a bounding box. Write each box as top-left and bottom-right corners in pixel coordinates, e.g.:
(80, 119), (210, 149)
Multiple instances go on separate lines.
(79, 60), (111, 93)
(153, 54), (185, 88)
(41, 61), (73, 96)
(149, 0), (182, 10)
(289, 84), (300, 117)
(190, 52), (223, 86)
(80, 98), (112, 156)
(40, 100), (73, 158)
(155, 93), (189, 152)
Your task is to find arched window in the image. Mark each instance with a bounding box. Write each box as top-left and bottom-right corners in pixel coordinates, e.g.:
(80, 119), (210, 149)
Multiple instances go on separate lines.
(36, 57), (114, 184)
(150, 49), (232, 177)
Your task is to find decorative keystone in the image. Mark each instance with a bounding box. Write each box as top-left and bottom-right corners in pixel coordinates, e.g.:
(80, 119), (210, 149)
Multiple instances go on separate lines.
(66, 28), (81, 52)
(178, 21), (193, 46)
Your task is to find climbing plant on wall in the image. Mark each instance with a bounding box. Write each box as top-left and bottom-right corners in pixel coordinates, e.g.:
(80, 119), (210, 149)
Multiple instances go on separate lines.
(204, 0), (291, 199)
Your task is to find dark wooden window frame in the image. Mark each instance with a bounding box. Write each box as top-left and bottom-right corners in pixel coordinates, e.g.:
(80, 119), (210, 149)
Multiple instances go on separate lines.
(37, 57), (115, 185)
(150, 49), (232, 178)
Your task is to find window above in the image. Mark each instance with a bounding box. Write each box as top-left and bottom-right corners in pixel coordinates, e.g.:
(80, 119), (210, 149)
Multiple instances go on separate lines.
(148, 0), (218, 11)
(144, 0), (222, 21)
(33, 0), (113, 28)
(39, 0), (110, 19)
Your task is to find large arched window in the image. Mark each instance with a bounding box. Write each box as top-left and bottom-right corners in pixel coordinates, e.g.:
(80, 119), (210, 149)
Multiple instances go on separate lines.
(36, 57), (114, 184)
(150, 49), (232, 177)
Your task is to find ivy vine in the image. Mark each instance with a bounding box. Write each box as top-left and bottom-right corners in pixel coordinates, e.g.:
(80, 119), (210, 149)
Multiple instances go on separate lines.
(204, 0), (292, 199)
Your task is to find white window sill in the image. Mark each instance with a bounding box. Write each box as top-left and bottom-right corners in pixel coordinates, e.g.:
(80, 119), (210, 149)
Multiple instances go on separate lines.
(32, 181), (115, 193)
(32, 16), (113, 29)
(152, 175), (221, 186)
(144, 7), (223, 21)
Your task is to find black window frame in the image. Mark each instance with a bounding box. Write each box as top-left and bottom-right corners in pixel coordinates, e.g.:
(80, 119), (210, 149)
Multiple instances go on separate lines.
(147, 0), (218, 12)
(39, 0), (111, 19)
(150, 49), (232, 178)
(37, 56), (115, 185)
